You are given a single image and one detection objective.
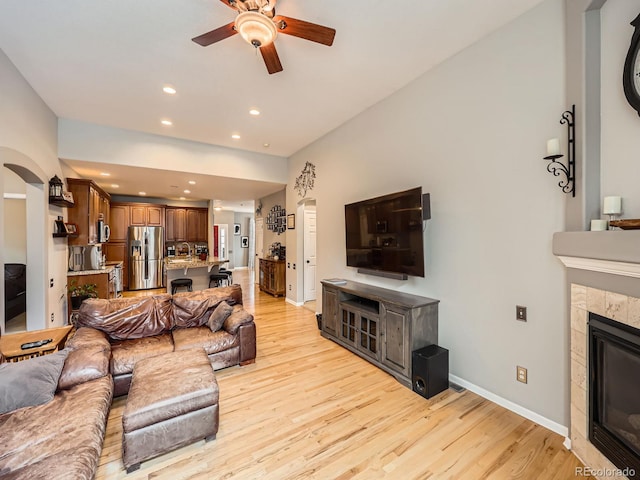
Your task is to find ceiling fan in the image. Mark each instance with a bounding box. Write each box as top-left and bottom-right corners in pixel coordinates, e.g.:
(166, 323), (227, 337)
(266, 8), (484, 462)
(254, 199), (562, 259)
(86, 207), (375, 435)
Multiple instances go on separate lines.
(192, 0), (336, 74)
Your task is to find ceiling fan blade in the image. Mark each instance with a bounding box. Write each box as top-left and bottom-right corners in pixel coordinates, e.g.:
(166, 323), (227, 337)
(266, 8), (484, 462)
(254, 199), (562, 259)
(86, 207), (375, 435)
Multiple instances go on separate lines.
(273, 15), (335, 46)
(219, 0), (238, 10)
(192, 22), (237, 46)
(260, 43), (283, 74)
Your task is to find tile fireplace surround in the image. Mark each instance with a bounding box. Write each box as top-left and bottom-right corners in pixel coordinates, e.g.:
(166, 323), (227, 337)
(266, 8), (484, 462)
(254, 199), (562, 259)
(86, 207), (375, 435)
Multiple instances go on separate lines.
(554, 231), (640, 480)
(569, 284), (639, 479)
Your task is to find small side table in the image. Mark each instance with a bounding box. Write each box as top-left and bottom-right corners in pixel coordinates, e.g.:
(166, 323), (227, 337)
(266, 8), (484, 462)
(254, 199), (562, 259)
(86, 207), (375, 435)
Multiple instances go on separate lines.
(0, 325), (73, 362)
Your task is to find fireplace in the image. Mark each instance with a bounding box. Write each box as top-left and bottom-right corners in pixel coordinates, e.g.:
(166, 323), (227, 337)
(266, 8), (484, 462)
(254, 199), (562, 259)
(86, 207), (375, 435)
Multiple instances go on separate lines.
(589, 312), (640, 478)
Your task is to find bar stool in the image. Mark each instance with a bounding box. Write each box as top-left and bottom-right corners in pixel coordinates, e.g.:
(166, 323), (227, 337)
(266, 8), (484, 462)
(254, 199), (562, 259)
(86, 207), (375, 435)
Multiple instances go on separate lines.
(208, 273), (229, 288)
(219, 268), (233, 284)
(171, 278), (193, 294)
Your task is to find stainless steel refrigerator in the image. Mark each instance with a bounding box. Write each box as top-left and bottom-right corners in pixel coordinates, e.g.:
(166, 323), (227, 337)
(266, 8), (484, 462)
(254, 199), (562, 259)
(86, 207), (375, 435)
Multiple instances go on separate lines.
(128, 226), (164, 290)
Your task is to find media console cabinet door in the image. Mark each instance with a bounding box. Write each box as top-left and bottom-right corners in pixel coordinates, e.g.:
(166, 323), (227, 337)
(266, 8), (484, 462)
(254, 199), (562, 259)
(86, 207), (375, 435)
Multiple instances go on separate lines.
(381, 305), (410, 377)
(322, 287), (338, 336)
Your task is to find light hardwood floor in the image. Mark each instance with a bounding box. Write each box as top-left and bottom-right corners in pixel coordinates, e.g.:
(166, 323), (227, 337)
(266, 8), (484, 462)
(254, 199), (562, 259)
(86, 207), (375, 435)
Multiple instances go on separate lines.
(97, 271), (589, 479)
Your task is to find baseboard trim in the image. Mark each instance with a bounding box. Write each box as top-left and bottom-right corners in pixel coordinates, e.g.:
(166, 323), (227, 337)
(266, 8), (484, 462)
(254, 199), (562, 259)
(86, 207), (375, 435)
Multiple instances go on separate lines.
(563, 437), (572, 450)
(286, 298), (303, 307)
(448, 374), (568, 438)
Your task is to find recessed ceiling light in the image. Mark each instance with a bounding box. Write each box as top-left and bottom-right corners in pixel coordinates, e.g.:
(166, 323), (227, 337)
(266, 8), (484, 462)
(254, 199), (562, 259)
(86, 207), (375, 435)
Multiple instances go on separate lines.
(179, 197), (186, 200)
(249, 109), (260, 116)
(139, 192), (146, 196)
(263, 143), (270, 148)
(231, 134), (241, 140)
(163, 85), (177, 95)
(184, 189), (191, 194)
(111, 184), (119, 188)
(161, 119), (173, 126)
(188, 180), (196, 185)
(214, 207), (222, 211)
(100, 172), (110, 177)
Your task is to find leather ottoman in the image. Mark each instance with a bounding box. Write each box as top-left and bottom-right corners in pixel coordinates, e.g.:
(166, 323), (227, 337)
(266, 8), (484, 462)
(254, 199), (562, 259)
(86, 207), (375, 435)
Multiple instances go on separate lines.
(122, 348), (219, 473)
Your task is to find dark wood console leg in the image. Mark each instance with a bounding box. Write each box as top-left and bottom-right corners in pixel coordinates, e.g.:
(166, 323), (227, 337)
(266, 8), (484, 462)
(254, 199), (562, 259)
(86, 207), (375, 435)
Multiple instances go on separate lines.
(205, 434), (217, 442)
(126, 463), (140, 474)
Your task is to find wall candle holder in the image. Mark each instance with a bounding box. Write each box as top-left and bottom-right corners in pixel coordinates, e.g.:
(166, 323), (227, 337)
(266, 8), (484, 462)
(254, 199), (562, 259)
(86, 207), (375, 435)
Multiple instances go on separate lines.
(543, 104), (575, 197)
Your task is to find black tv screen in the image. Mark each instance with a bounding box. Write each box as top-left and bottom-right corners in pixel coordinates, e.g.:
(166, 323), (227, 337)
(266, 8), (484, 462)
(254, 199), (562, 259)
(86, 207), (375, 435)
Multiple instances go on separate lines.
(345, 187), (425, 278)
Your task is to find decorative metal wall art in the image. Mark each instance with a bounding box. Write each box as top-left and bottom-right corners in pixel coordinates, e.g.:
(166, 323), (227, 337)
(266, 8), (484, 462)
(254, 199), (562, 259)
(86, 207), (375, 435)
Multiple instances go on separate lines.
(266, 205), (286, 234)
(543, 104), (576, 197)
(294, 161), (316, 197)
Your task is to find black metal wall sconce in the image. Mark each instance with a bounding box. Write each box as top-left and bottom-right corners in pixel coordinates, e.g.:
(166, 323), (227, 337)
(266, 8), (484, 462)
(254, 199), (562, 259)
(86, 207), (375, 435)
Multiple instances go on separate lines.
(543, 104), (575, 197)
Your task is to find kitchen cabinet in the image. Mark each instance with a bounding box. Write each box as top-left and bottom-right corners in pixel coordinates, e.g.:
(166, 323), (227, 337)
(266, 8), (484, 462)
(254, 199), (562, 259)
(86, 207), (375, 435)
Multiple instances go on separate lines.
(259, 259), (285, 297)
(102, 243), (128, 290)
(109, 204), (129, 243)
(321, 280), (439, 388)
(166, 207), (207, 243)
(66, 179), (111, 245)
(67, 269), (116, 317)
(129, 204), (164, 227)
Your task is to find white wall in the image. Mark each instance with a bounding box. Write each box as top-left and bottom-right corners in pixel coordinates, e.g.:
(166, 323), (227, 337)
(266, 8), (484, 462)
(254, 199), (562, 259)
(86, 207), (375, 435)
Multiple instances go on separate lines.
(0, 48), (68, 330)
(58, 119), (288, 185)
(288, 0), (568, 427)
(600, 1), (640, 216)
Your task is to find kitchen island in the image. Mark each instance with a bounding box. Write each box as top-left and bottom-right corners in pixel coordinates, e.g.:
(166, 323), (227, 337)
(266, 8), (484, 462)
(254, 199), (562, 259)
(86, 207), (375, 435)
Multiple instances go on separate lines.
(165, 257), (228, 293)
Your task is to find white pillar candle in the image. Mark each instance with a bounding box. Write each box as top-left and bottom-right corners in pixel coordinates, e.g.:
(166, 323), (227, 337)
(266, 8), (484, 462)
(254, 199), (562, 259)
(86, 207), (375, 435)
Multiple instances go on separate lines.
(590, 219), (608, 231)
(603, 196), (622, 215)
(546, 138), (560, 156)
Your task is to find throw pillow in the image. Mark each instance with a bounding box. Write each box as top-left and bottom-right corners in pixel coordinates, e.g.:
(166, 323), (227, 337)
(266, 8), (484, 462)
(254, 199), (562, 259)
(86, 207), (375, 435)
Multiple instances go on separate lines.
(0, 350), (68, 414)
(207, 301), (234, 332)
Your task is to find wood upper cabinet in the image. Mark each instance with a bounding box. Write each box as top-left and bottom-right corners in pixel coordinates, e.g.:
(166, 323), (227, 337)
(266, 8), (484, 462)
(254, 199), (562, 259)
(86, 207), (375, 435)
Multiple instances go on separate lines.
(147, 206), (164, 226)
(166, 207), (206, 242)
(129, 205), (147, 226)
(109, 204), (129, 243)
(67, 178), (111, 245)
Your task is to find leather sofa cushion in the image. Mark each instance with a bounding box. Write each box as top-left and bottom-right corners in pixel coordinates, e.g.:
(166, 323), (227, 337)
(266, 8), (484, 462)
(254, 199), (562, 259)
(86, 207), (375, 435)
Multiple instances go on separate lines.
(77, 294), (173, 340)
(172, 326), (239, 355)
(172, 291), (224, 329)
(224, 306), (255, 334)
(110, 333), (174, 376)
(58, 328), (111, 390)
(171, 285), (242, 329)
(123, 349), (218, 433)
(0, 375), (113, 479)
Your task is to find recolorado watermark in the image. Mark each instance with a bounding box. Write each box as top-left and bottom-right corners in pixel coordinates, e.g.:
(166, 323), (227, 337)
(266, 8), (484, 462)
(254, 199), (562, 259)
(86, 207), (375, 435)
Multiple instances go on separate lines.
(575, 466), (636, 477)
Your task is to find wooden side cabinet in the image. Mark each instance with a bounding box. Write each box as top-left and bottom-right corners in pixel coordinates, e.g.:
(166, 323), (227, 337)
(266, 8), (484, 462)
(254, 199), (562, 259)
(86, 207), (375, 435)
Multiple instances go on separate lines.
(259, 259), (286, 297)
(66, 178), (111, 245)
(321, 280), (439, 388)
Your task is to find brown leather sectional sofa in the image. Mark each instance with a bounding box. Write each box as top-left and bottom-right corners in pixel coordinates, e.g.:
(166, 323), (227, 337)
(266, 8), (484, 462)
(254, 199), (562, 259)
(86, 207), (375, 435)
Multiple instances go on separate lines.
(0, 285), (256, 479)
(77, 285), (256, 396)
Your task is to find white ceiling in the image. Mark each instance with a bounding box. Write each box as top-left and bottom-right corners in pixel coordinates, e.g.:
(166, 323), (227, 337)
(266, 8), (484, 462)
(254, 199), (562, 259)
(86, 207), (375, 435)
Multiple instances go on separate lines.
(0, 0), (545, 204)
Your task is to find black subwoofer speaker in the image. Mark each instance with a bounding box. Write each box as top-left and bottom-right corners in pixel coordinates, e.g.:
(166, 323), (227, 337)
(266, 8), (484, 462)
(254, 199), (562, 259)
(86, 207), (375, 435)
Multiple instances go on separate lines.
(412, 344), (449, 399)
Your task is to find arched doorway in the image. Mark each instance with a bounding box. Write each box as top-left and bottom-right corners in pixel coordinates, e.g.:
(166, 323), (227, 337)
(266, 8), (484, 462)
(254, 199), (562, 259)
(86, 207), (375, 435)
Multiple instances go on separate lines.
(0, 147), (48, 334)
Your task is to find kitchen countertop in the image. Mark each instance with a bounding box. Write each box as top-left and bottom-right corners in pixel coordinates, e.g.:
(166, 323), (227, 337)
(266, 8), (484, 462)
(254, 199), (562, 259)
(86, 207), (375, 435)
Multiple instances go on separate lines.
(68, 265), (115, 276)
(164, 257), (227, 272)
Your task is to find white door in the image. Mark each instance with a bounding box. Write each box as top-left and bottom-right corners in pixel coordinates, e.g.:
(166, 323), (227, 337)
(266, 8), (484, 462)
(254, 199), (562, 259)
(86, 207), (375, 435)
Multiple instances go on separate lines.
(303, 208), (317, 302)
(215, 224), (228, 262)
(255, 217), (264, 284)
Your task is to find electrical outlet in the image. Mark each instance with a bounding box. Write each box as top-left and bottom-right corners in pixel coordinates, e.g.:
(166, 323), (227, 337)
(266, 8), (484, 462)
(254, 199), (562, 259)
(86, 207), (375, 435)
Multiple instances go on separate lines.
(517, 366), (528, 383)
(289, 284), (292, 291)
(51, 313), (54, 323)
(516, 305), (527, 322)
(50, 278), (54, 288)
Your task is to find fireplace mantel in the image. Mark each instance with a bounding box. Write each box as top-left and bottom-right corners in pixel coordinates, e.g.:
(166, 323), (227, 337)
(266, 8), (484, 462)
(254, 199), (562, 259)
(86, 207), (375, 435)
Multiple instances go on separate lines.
(553, 231), (640, 278)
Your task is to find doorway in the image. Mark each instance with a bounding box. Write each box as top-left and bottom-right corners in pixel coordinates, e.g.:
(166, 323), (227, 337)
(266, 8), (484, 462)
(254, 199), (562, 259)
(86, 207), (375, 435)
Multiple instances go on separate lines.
(254, 217), (264, 285)
(1, 148), (49, 335)
(297, 199), (317, 309)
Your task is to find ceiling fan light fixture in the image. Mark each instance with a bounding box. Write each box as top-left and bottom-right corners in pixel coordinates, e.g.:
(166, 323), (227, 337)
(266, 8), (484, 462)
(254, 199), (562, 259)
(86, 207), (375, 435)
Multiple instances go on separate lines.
(235, 11), (277, 48)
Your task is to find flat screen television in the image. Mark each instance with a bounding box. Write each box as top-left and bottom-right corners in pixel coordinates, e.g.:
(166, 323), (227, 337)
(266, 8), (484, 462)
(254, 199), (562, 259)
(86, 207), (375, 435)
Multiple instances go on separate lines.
(345, 187), (425, 278)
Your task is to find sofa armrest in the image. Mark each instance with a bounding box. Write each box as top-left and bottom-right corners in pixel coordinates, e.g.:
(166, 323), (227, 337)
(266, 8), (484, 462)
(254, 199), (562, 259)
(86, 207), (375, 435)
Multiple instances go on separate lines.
(238, 322), (256, 364)
(223, 307), (253, 334)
